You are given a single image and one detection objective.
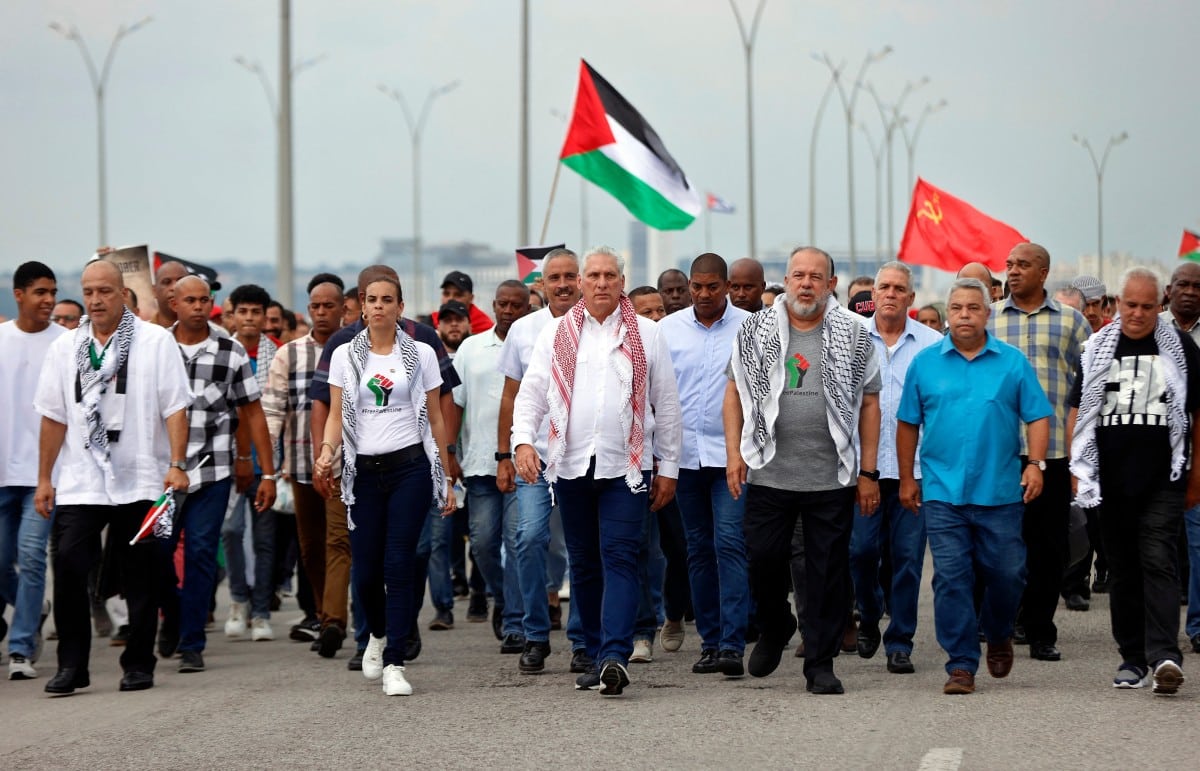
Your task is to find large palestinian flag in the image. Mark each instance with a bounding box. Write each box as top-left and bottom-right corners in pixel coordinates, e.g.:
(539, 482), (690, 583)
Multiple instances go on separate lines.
(559, 60), (701, 231)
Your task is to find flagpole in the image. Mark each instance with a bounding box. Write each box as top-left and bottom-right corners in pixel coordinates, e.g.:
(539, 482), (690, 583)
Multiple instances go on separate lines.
(539, 162), (563, 245)
(705, 205), (712, 252)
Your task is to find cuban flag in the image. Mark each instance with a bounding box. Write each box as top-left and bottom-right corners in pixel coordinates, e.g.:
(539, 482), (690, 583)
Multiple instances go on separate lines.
(706, 193), (735, 214)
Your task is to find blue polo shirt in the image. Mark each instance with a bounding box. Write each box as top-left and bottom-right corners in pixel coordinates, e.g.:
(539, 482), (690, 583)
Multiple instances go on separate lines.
(897, 332), (1052, 507)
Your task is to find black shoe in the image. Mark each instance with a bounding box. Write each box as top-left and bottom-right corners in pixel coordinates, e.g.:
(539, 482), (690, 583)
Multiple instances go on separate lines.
(1065, 594), (1090, 612)
(1191, 633), (1200, 654)
(44, 667), (89, 695)
(748, 637), (787, 678)
(157, 620), (179, 659)
(599, 660), (630, 696)
(110, 624), (130, 647)
(1091, 570), (1110, 594)
(1012, 624), (1028, 645)
(1030, 643), (1062, 661)
(178, 650), (205, 673)
(548, 603), (563, 631)
(348, 649), (365, 671)
(886, 651), (915, 674)
(467, 591), (488, 622)
(692, 648), (720, 674)
(574, 666), (600, 690)
(289, 615), (321, 642)
(269, 592), (282, 612)
(500, 633), (526, 654)
(452, 574), (470, 598)
(119, 670), (154, 692)
(519, 641), (551, 673)
(857, 622), (882, 659)
(404, 628), (422, 662)
(317, 625), (346, 659)
(491, 606), (504, 641)
(716, 649), (745, 678)
(429, 608), (454, 631)
(570, 649), (594, 674)
(806, 670), (845, 695)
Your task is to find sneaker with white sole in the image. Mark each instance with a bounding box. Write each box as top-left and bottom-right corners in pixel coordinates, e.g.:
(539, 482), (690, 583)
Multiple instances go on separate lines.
(362, 635), (386, 680)
(1112, 662), (1150, 689)
(8, 654), (36, 680)
(660, 620), (685, 652)
(250, 617), (274, 641)
(630, 638), (653, 663)
(224, 602), (247, 638)
(599, 660), (630, 696)
(1152, 660), (1184, 695)
(382, 664), (412, 696)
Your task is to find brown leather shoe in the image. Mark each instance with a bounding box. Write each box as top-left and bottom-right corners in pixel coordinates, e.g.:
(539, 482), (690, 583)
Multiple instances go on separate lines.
(986, 638), (1014, 678)
(943, 669), (975, 694)
(841, 620), (858, 653)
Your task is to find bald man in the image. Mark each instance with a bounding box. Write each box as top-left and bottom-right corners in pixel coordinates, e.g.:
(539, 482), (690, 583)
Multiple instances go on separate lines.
(729, 258), (767, 313)
(152, 261), (189, 329)
(956, 262), (994, 287)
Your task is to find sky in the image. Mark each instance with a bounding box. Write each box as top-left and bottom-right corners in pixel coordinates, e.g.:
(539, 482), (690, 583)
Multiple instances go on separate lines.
(2, 0), (1197, 287)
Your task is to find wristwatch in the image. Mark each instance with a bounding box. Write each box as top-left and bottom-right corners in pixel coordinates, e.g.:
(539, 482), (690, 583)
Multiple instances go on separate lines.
(261, 473), (280, 482)
(1026, 459), (1046, 471)
(447, 444), (457, 457)
(169, 460), (187, 471)
(494, 452), (513, 461)
(859, 469), (880, 481)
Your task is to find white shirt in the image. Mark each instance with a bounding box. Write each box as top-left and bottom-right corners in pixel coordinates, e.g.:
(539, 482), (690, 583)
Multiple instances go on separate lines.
(497, 307), (555, 458)
(34, 319), (194, 506)
(328, 343), (441, 456)
(0, 320), (66, 486)
(452, 329), (506, 478)
(513, 308), (682, 480)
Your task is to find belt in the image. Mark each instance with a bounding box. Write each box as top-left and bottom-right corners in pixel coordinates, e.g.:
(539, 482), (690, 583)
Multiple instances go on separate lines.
(356, 444), (426, 471)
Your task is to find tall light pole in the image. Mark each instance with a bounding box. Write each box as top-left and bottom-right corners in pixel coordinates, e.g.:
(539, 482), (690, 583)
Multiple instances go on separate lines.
(378, 80), (460, 315)
(50, 16), (153, 246)
(900, 99), (947, 194)
(863, 77), (928, 257)
(518, 0), (530, 246)
(729, 0), (768, 261)
(1073, 131), (1129, 283)
(859, 123), (884, 261)
(808, 67), (841, 245)
(551, 109), (589, 248)
(235, 43), (325, 307)
(815, 46), (892, 277)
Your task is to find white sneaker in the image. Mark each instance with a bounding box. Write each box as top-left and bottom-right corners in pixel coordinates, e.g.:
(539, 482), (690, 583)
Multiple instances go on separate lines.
(1153, 660), (1184, 695)
(225, 601), (247, 638)
(8, 654), (36, 680)
(362, 635), (385, 680)
(630, 638), (653, 663)
(382, 664), (412, 696)
(250, 617), (274, 641)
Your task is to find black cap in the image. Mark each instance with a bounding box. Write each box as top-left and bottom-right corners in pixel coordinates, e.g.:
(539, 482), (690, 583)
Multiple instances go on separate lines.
(441, 270), (473, 294)
(849, 290), (875, 318)
(438, 300), (469, 320)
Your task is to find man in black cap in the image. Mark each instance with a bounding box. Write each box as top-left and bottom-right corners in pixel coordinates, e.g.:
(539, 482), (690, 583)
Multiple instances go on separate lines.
(436, 300), (471, 357)
(434, 271), (495, 335)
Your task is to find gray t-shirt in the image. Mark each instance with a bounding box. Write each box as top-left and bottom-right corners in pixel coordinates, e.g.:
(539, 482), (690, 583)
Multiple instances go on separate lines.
(749, 328), (843, 491)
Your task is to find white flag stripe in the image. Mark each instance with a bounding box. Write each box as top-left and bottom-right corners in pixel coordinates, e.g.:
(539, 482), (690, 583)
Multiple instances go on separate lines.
(598, 116), (702, 217)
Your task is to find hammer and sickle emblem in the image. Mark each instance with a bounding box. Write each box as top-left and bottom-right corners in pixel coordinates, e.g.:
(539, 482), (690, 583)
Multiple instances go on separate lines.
(917, 193), (944, 225)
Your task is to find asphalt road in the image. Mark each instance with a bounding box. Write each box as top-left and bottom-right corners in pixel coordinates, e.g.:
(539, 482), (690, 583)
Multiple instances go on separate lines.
(1, 560), (1196, 770)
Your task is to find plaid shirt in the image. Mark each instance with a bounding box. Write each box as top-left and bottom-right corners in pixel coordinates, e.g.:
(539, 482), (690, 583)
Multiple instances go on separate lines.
(175, 327), (261, 491)
(989, 292), (1089, 459)
(263, 333), (323, 484)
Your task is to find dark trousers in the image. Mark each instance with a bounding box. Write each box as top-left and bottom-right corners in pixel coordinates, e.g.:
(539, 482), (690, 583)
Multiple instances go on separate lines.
(291, 481), (327, 622)
(160, 478), (233, 653)
(1100, 486), (1184, 667)
(52, 501), (159, 674)
(656, 497), (692, 622)
(745, 484), (854, 679)
(1017, 458), (1070, 646)
(1063, 504), (1107, 597)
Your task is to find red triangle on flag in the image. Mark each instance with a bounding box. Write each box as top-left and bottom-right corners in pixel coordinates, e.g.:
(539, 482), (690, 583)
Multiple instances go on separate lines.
(560, 61), (616, 159)
(1180, 229), (1200, 259)
(516, 252), (539, 281)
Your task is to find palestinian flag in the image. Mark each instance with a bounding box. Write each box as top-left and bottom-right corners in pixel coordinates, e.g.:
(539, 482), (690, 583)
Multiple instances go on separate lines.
(706, 193), (735, 214)
(1180, 230), (1200, 261)
(154, 251), (222, 291)
(516, 243), (565, 284)
(128, 491), (176, 545)
(559, 60), (700, 230)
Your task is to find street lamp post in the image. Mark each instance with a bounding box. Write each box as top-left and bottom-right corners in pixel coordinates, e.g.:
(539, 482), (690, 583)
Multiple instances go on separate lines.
(729, 0), (768, 261)
(863, 78), (928, 257)
(50, 16), (153, 246)
(808, 68), (841, 245)
(859, 123), (884, 262)
(815, 46), (892, 277)
(1073, 131), (1129, 283)
(378, 81), (460, 315)
(899, 99), (947, 194)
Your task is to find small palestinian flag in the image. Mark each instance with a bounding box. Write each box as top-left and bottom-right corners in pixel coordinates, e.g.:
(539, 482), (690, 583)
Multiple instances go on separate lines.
(1180, 230), (1200, 262)
(129, 490), (176, 545)
(516, 243), (566, 284)
(706, 193), (735, 214)
(559, 60), (701, 230)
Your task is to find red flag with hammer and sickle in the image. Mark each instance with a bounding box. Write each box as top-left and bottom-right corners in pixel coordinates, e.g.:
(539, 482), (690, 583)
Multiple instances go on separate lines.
(898, 178), (1027, 273)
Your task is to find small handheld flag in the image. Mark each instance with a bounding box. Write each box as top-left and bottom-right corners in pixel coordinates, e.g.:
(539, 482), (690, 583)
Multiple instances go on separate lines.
(130, 490), (176, 545)
(516, 243), (566, 284)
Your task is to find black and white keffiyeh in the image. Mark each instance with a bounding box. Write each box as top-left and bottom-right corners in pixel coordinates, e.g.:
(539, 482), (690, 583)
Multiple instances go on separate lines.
(1070, 317), (1189, 507)
(74, 307), (137, 477)
(339, 323), (446, 528)
(730, 294), (873, 486)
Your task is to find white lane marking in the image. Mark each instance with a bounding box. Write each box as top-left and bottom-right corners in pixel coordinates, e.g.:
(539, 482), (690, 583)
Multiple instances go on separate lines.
(918, 747), (964, 771)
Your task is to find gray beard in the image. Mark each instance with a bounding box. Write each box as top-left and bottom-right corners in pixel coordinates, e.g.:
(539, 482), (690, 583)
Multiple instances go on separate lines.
(787, 295), (824, 320)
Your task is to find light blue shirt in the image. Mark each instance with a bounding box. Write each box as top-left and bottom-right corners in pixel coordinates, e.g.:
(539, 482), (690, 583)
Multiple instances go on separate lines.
(897, 332), (1052, 507)
(866, 315), (944, 480)
(660, 300), (750, 469)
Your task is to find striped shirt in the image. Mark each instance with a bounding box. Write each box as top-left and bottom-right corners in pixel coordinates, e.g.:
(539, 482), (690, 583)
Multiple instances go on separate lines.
(989, 292), (1089, 459)
(263, 333), (324, 484)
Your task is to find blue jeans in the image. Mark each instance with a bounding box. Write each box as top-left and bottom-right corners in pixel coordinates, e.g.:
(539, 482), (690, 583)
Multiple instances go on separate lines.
(465, 476), (522, 636)
(0, 486), (51, 658)
(676, 467), (749, 654)
(221, 478), (276, 618)
(428, 499), (456, 612)
(514, 468), (584, 647)
(634, 501), (664, 641)
(849, 479), (926, 655)
(1185, 504), (1200, 639)
(554, 468), (650, 667)
(924, 500), (1026, 675)
(161, 478), (233, 653)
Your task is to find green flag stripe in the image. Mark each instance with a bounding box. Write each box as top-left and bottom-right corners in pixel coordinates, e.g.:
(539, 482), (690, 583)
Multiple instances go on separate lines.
(563, 151), (696, 231)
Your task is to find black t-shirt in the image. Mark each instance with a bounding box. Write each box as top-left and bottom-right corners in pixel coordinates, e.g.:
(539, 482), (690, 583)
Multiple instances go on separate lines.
(1068, 329), (1200, 497)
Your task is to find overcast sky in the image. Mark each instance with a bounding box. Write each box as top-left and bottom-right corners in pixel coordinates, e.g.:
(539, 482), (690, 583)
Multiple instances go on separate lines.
(2, 0), (1197, 282)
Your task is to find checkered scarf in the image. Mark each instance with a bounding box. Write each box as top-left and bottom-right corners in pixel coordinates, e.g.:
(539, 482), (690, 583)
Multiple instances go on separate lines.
(1070, 317), (1189, 507)
(339, 323), (446, 528)
(74, 307), (136, 477)
(545, 295), (647, 493)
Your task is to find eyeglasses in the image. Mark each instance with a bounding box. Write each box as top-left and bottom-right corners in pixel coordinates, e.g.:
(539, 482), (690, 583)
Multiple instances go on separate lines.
(51, 314), (79, 323)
